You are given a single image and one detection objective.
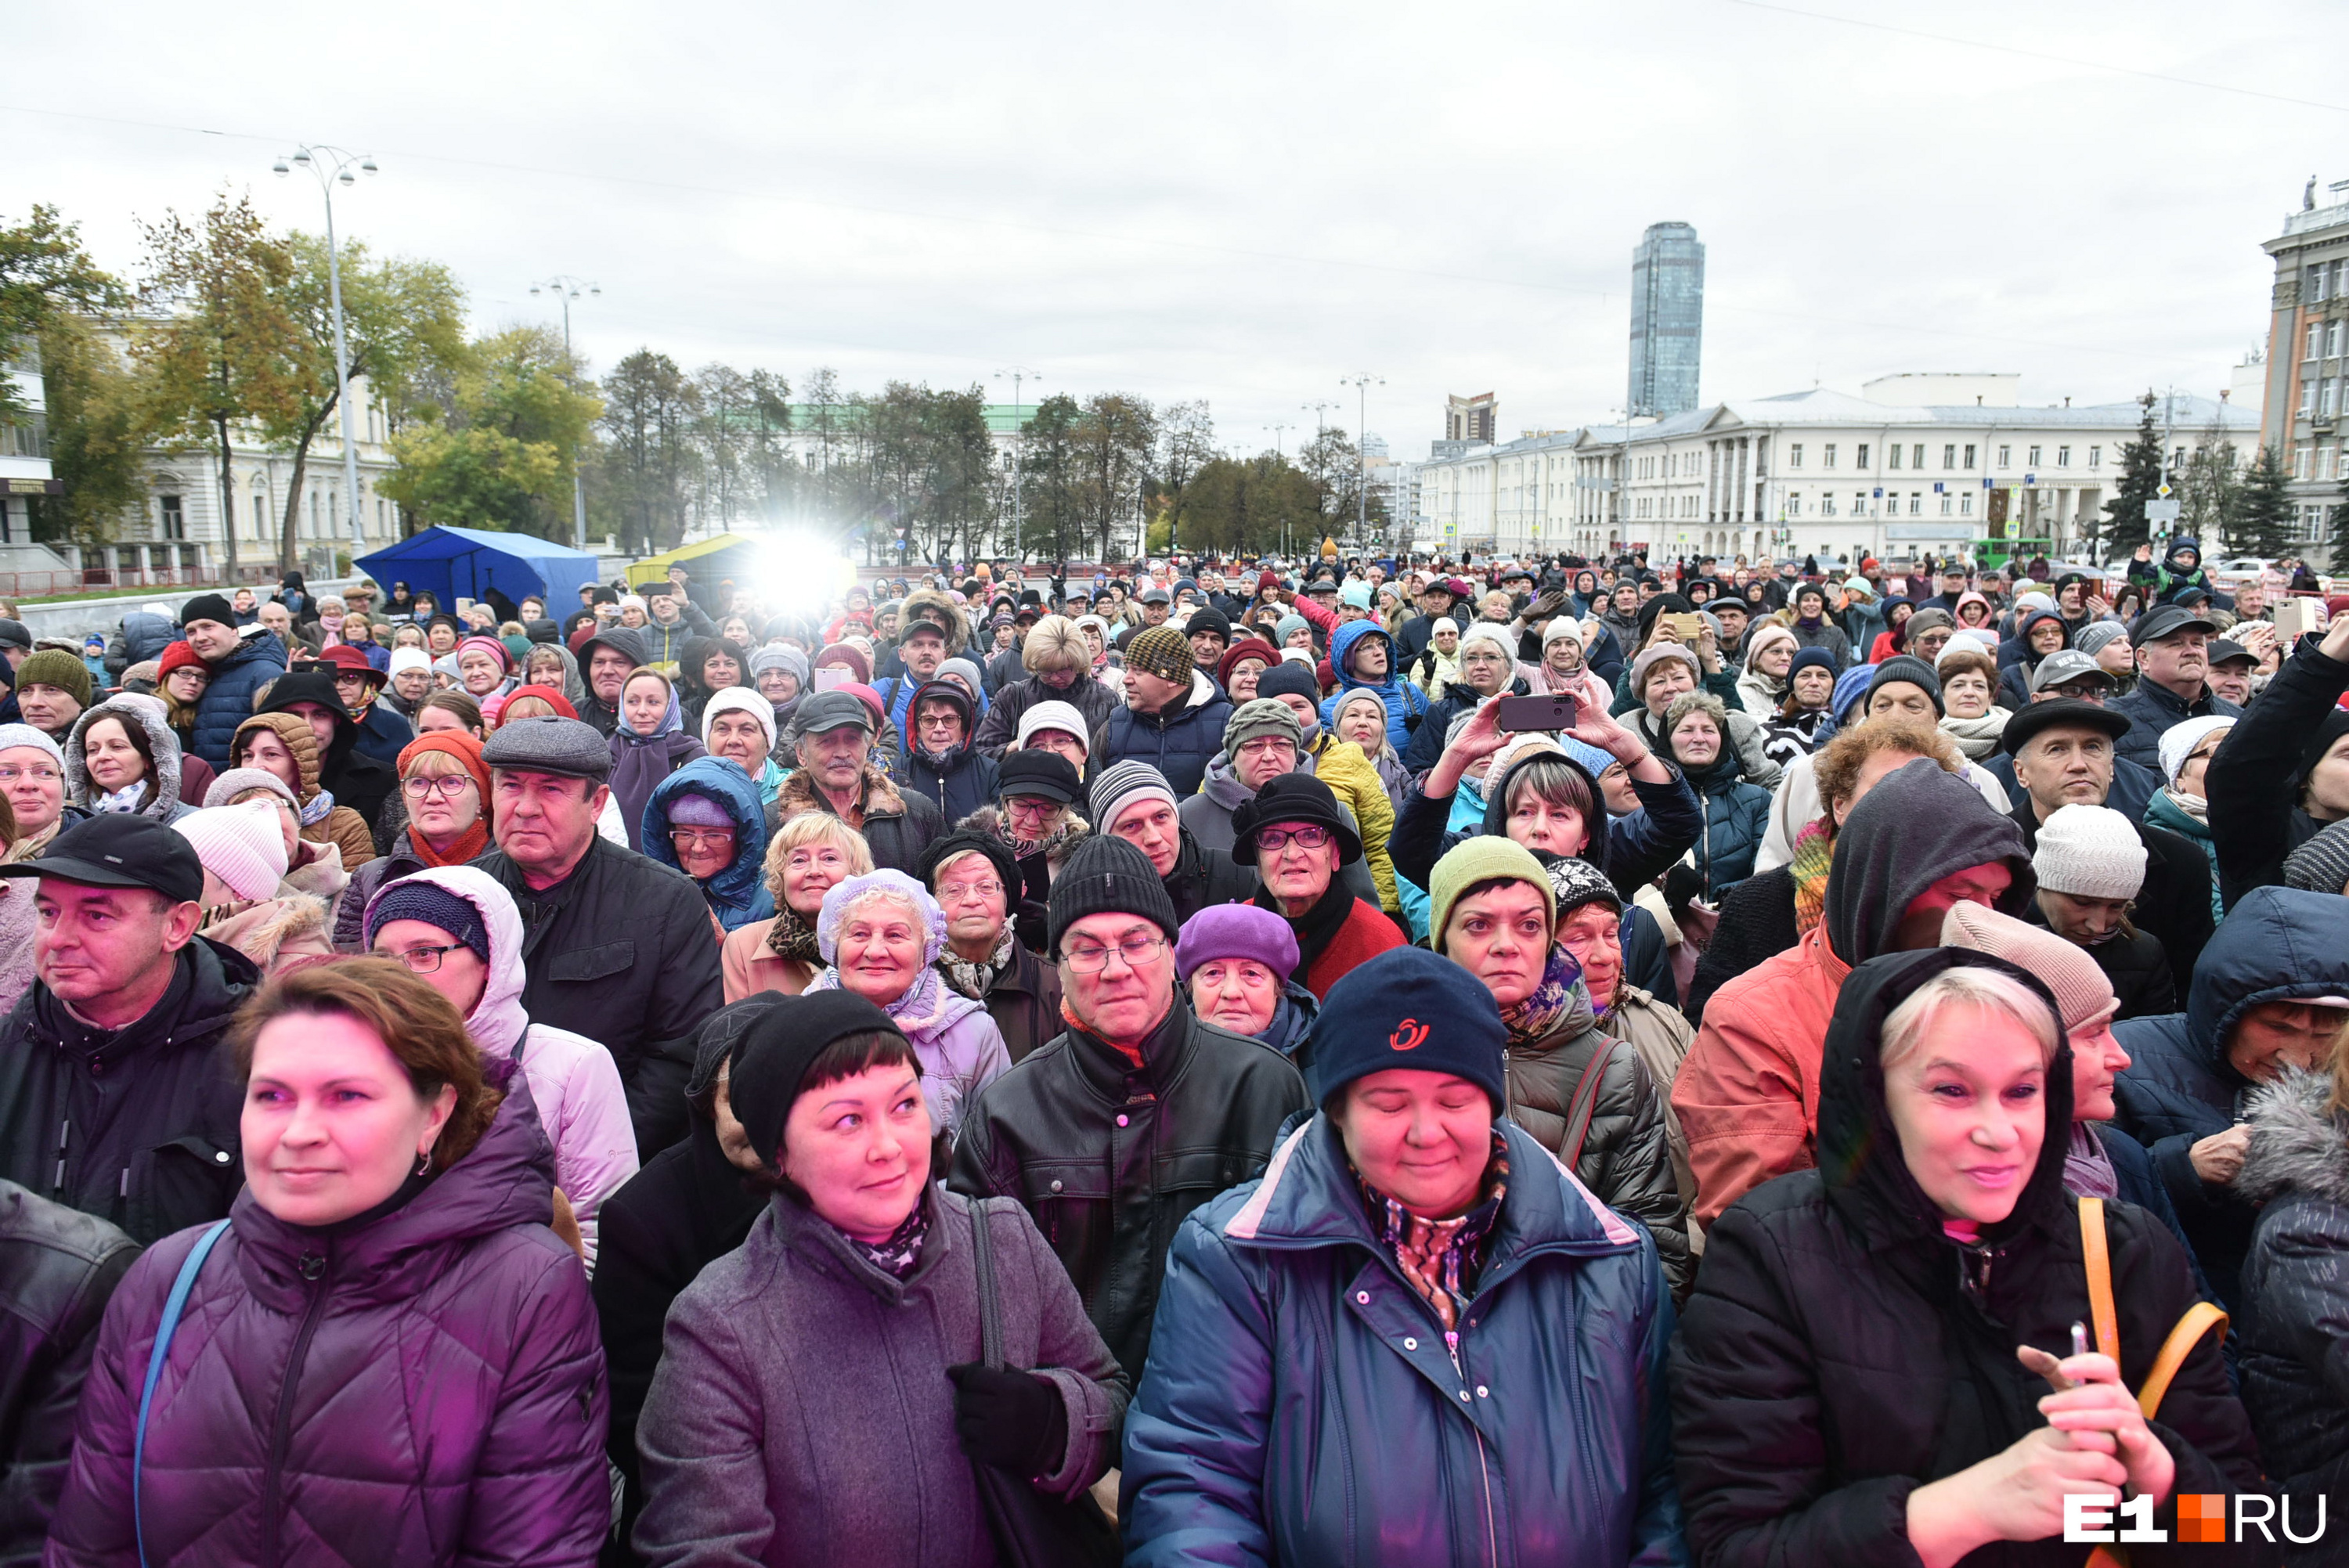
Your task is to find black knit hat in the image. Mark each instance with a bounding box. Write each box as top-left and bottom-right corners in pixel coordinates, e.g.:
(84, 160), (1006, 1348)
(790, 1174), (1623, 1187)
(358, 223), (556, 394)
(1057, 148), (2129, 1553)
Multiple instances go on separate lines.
(1046, 832), (1180, 958)
(1254, 661), (1320, 703)
(1304, 947), (1509, 1110)
(727, 990), (908, 1166)
(918, 828), (1020, 904)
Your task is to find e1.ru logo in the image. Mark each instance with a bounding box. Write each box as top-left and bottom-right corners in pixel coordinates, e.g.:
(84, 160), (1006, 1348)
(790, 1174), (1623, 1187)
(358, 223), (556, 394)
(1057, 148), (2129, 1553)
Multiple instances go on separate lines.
(2066, 1492), (2326, 1545)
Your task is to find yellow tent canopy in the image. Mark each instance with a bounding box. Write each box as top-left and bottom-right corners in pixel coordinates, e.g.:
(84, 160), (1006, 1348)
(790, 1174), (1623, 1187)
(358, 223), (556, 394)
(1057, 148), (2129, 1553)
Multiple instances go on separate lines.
(630, 532), (766, 580)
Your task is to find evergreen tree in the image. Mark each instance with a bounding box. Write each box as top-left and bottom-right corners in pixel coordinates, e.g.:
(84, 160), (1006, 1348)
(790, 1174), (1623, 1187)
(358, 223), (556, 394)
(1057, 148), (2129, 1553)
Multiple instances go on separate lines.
(2331, 486), (2349, 575)
(2098, 392), (2163, 563)
(2235, 445), (2294, 560)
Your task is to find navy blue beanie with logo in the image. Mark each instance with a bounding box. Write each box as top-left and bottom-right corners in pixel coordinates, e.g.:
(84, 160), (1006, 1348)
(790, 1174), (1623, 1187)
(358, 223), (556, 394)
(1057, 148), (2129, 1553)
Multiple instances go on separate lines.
(1304, 946), (1510, 1110)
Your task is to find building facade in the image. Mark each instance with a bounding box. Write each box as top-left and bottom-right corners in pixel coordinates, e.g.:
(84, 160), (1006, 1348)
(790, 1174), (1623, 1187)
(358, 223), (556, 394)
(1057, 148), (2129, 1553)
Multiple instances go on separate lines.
(1628, 222), (1705, 419)
(2261, 184), (2349, 546)
(1410, 377), (2258, 565)
(0, 351), (57, 546)
(1445, 393), (1497, 444)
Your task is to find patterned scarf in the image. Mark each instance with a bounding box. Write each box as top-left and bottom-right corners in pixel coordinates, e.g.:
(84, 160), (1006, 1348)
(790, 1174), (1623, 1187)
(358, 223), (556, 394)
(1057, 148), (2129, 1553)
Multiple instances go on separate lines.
(93, 781), (149, 815)
(993, 807), (1081, 863)
(1791, 817), (1835, 937)
(810, 960), (958, 1040)
(1356, 1129), (1510, 1332)
(763, 903), (823, 964)
(940, 917), (1017, 1000)
(297, 787), (338, 828)
(1500, 945), (1579, 1044)
(841, 1200), (929, 1280)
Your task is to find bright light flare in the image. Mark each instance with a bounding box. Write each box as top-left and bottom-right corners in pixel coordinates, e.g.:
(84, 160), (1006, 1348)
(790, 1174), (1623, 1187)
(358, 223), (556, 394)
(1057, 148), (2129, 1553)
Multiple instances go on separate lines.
(758, 532), (855, 618)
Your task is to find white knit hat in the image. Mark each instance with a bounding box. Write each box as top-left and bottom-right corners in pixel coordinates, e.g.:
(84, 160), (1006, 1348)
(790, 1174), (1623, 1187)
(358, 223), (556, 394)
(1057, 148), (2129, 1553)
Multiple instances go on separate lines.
(2156, 715), (2235, 791)
(1542, 616), (1584, 648)
(173, 800), (289, 903)
(2033, 804), (2148, 900)
(388, 647), (431, 677)
(1016, 699), (1090, 752)
(1458, 622), (1515, 662)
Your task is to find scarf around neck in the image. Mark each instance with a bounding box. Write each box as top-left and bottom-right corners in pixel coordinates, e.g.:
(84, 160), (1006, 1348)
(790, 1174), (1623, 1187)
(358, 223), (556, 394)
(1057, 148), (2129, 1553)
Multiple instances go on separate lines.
(810, 960), (958, 1041)
(838, 1199), (929, 1281)
(93, 780), (150, 816)
(1791, 817), (1835, 936)
(764, 902), (823, 964)
(1256, 877), (1354, 982)
(1501, 944), (1580, 1044)
(1355, 1126), (1510, 1332)
(1938, 708), (2012, 761)
(2064, 1121), (2120, 1200)
(297, 787), (337, 827)
(940, 917), (1017, 1000)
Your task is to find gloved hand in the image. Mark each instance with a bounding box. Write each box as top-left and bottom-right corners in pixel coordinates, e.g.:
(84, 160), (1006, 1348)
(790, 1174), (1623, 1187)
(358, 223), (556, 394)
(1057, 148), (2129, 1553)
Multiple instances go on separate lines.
(946, 1362), (1067, 1476)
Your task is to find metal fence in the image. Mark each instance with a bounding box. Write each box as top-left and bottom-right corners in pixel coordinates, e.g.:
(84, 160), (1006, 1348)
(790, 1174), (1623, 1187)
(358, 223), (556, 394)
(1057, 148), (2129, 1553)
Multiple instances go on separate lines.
(0, 562), (301, 601)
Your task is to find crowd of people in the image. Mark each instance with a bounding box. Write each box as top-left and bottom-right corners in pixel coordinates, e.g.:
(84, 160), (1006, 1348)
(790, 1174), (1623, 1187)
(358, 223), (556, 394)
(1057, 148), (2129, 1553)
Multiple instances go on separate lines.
(0, 537), (2346, 1564)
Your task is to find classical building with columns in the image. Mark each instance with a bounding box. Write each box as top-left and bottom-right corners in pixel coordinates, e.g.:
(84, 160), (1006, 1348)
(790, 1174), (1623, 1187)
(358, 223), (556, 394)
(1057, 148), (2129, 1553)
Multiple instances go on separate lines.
(1411, 373), (2257, 564)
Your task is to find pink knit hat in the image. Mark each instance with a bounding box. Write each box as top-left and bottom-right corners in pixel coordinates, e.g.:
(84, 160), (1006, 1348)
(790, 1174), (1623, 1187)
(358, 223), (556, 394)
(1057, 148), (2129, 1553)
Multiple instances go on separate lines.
(172, 799), (290, 903)
(1939, 901), (2117, 1033)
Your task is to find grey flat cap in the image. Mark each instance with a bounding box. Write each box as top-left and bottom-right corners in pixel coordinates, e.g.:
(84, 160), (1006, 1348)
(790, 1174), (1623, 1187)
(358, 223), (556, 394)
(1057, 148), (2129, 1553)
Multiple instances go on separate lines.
(796, 690), (874, 735)
(480, 715), (614, 781)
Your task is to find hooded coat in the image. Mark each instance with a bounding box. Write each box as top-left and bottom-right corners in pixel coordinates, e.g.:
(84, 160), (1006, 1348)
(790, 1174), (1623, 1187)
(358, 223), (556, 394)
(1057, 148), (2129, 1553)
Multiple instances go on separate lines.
(364, 866), (639, 1264)
(188, 629), (287, 769)
(643, 755), (777, 932)
(891, 679), (999, 824)
(2113, 885), (2349, 1309)
(1671, 949), (2264, 1568)
(608, 685), (707, 853)
(1391, 744), (1705, 902)
(2236, 1068), (2349, 1514)
(1673, 760), (2035, 1227)
(45, 1075), (612, 1568)
(63, 697), (192, 823)
(1119, 1112), (1683, 1568)
(1315, 619), (1429, 749)
(574, 626), (644, 737)
(230, 712), (378, 874)
(1678, 747), (1771, 900)
(257, 672), (398, 842)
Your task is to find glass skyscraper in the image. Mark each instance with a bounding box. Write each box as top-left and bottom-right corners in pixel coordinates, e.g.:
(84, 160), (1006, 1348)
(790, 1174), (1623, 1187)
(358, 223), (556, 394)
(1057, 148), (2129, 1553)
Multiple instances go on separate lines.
(1627, 222), (1705, 417)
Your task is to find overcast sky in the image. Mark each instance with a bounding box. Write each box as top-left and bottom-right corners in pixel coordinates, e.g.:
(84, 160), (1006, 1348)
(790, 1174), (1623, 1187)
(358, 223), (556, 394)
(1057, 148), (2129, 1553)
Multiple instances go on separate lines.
(6, 0), (2344, 462)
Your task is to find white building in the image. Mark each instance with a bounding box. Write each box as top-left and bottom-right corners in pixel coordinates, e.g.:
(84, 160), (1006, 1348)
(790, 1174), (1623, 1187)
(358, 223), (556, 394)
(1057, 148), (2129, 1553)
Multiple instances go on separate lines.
(1411, 374), (2260, 564)
(0, 351), (56, 545)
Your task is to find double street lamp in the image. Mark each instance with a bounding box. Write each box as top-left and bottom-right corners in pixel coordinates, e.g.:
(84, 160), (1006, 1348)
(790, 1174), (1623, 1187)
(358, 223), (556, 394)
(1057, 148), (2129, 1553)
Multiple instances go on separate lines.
(531, 276), (601, 552)
(272, 146), (377, 558)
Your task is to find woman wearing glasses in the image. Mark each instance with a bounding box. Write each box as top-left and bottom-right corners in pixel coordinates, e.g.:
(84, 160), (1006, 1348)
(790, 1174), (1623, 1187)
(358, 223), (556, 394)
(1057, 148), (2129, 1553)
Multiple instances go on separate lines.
(159, 640), (210, 756)
(335, 732), (493, 951)
(642, 757), (775, 933)
(1232, 773), (1403, 1001)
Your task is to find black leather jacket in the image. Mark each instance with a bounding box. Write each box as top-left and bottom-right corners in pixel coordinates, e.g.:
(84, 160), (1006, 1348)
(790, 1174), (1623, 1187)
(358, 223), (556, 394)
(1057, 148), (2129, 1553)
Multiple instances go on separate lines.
(947, 995), (1308, 1377)
(0, 1181), (138, 1566)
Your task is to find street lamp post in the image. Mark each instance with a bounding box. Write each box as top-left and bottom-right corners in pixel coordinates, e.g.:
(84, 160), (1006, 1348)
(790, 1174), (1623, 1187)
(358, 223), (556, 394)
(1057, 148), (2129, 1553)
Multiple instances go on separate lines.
(994, 367), (1040, 564)
(531, 276), (601, 552)
(272, 145), (377, 564)
(1341, 373), (1383, 555)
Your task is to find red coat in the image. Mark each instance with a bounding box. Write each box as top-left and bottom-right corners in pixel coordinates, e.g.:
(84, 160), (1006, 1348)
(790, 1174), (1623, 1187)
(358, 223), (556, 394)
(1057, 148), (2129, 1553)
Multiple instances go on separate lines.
(1298, 896), (1408, 1000)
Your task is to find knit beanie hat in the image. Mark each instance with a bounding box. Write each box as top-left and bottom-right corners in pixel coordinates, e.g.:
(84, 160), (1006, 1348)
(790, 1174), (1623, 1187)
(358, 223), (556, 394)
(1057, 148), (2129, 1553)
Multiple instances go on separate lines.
(0, 723), (64, 770)
(1941, 901), (2118, 1033)
(1427, 834), (1555, 953)
(1174, 903), (1299, 983)
(1021, 615), (1086, 675)
(1628, 643), (1698, 697)
(456, 636), (510, 671)
(664, 789), (736, 829)
(365, 877), (492, 964)
(1545, 854), (1622, 917)
(1869, 654), (1944, 715)
(1304, 947), (1510, 1111)
(1224, 697), (1302, 756)
(388, 647), (432, 678)
(16, 649), (91, 708)
(204, 766), (298, 809)
(917, 828), (1021, 904)
(1124, 625), (1194, 687)
(1254, 661), (1320, 706)
(1786, 645), (1837, 682)
(1014, 700), (1089, 754)
(180, 593), (235, 629)
(1088, 759), (1178, 835)
(1431, 616), (1460, 636)
(2073, 621), (2128, 661)
(1186, 607), (1232, 645)
(2031, 804), (2148, 899)
(158, 641), (206, 679)
(1338, 581), (1373, 611)
(936, 658), (985, 698)
(1047, 831), (1182, 957)
(2157, 715), (2235, 791)
(749, 644), (811, 685)
(1273, 613), (1310, 647)
(2284, 817), (2349, 896)
(172, 801), (289, 903)
(1542, 617), (1584, 649)
(726, 990), (908, 1166)
(1457, 621), (1515, 665)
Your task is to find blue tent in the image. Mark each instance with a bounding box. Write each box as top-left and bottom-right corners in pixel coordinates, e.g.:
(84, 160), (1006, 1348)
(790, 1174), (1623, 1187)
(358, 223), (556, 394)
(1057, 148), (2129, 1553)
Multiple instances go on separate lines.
(357, 526), (601, 617)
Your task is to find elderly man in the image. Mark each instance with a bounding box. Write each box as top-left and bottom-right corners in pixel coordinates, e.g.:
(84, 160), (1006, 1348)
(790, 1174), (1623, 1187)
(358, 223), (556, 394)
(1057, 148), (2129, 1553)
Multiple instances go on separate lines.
(1395, 574), (1462, 661)
(918, 827), (1063, 1062)
(254, 600), (314, 657)
(1184, 697), (1388, 913)
(9, 651), (88, 744)
(1232, 773), (1403, 1000)
(576, 625), (644, 737)
(1095, 757), (1253, 922)
(2109, 603), (2241, 771)
(771, 688), (942, 873)
(871, 612), (954, 743)
(1094, 624), (1232, 795)
(2001, 697), (2212, 1001)
(947, 832), (1308, 1377)
(472, 715), (724, 1160)
(179, 591), (287, 768)
(2204, 638), (2259, 708)
(0, 816), (259, 1242)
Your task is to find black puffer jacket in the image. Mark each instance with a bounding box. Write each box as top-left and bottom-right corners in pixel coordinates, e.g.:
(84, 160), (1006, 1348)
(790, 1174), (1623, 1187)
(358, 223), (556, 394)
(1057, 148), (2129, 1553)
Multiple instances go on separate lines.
(2207, 632), (2348, 906)
(1673, 947), (2266, 1566)
(2237, 1069), (2349, 1517)
(1503, 984), (1690, 1296)
(1163, 823), (1256, 923)
(969, 669), (1119, 760)
(947, 995), (1308, 1378)
(0, 1182), (136, 1567)
(0, 937), (258, 1245)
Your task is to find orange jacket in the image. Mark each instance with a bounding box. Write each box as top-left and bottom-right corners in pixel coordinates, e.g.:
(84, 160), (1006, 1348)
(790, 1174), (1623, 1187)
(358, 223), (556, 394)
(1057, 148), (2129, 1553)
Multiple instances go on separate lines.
(1670, 924), (1849, 1227)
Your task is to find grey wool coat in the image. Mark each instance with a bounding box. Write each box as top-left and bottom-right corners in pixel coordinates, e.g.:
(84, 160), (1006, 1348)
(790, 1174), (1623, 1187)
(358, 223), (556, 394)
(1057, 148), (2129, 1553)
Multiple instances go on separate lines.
(631, 1183), (1128, 1568)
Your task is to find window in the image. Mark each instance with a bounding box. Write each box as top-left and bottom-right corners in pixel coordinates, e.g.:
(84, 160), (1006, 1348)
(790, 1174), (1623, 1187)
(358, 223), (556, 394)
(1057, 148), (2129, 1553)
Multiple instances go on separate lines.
(2325, 380), (2340, 419)
(2311, 323), (2326, 362)
(1997, 445), (2012, 467)
(1824, 442), (1838, 468)
(1939, 494), (1954, 515)
(2314, 265), (2333, 304)
(1943, 444), (1957, 469)
(2027, 445), (2042, 467)
(2172, 446), (2187, 468)
(1960, 492), (1973, 516)
(1888, 443), (1903, 470)
(2330, 321), (2345, 358)
(1911, 443), (1925, 468)
(1856, 442), (1871, 467)
(158, 495), (185, 541)
(1909, 492), (1923, 514)
(2323, 445), (2339, 482)
(2088, 445), (2101, 467)
(1963, 443), (1976, 469)
(2305, 377), (2320, 414)
(1855, 491), (1868, 514)
(2057, 445), (2071, 467)
(1788, 492), (1802, 516)
(1789, 443), (1804, 468)
(2297, 444), (2314, 479)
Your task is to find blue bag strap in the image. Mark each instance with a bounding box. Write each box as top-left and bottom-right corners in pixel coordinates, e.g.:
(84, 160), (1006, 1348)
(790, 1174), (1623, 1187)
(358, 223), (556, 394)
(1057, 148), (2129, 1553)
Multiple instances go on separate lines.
(135, 1219), (230, 1568)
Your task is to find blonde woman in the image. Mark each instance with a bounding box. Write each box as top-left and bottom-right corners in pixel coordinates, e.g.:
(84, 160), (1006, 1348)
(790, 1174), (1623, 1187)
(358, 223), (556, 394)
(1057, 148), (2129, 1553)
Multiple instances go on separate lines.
(721, 811), (874, 1001)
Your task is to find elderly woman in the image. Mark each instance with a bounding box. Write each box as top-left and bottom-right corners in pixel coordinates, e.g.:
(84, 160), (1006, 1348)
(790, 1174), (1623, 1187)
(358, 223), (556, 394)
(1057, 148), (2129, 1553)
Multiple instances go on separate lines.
(610, 666), (706, 852)
(1760, 645), (1837, 767)
(749, 646), (807, 740)
(229, 712), (374, 871)
(1673, 949), (2261, 1564)
(1330, 687), (1409, 816)
(917, 828), (1064, 1062)
(722, 812), (873, 1002)
(1664, 690), (1771, 901)
(1216, 636), (1278, 705)
(453, 635), (515, 706)
(1935, 643), (2013, 761)
(1121, 947), (1681, 1566)
(632, 991), (1126, 1568)
(1535, 615), (1589, 693)
(334, 730), (493, 950)
(644, 755), (774, 932)
(521, 640), (586, 710)
(1235, 773), (1404, 1001)
(970, 749), (1089, 944)
(701, 685), (786, 808)
(1175, 902), (1315, 1056)
(63, 696), (192, 823)
(0, 724), (70, 864)
(805, 869), (1010, 1141)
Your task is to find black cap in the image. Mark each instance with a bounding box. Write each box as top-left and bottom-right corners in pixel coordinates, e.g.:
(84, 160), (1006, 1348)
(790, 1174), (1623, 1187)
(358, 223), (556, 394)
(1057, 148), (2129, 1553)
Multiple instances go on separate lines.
(0, 815), (204, 903)
(918, 828), (1022, 903)
(996, 748), (1083, 805)
(2002, 697), (2134, 755)
(0, 619), (31, 651)
(2206, 638), (2254, 667)
(2131, 604), (2216, 644)
(796, 690), (874, 735)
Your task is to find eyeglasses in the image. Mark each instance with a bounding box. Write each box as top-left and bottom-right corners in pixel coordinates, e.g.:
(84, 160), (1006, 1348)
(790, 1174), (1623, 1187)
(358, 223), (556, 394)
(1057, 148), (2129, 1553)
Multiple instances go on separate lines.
(2045, 683), (2107, 702)
(1061, 933), (1168, 973)
(937, 878), (1005, 903)
(402, 775), (477, 799)
(373, 943), (468, 974)
(0, 766), (61, 784)
(1256, 824), (1334, 852)
(669, 827), (737, 850)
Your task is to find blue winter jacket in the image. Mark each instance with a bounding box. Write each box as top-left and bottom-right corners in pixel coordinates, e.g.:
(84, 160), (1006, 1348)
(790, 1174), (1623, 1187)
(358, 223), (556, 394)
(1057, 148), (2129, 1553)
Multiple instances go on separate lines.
(187, 632), (287, 769)
(1318, 620), (1428, 751)
(1121, 1113), (1685, 1567)
(1680, 753), (1771, 900)
(2113, 885), (2349, 1308)
(1096, 671), (1232, 796)
(117, 611), (176, 665)
(640, 756), (777, 932)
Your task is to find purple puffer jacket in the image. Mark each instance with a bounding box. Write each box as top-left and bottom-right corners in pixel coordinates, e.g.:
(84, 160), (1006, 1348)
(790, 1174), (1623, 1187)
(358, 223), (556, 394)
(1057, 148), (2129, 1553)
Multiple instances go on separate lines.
(45, 1069), (610, 1568)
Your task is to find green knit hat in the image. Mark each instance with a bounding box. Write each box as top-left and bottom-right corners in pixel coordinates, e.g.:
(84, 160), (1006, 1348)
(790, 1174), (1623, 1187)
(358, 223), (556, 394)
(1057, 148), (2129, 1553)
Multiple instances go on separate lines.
(1427, 834), (1555, 954)
(16, 649), (92, 708)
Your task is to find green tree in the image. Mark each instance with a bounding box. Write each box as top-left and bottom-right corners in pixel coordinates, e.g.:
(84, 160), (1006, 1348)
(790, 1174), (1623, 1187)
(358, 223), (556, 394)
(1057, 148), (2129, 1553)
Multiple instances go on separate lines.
(2097, 392), (2163, 562)
(1018, 395), (1084, 566)
(2178, 422), (2242, 547)
(742, 369), (793, 524)
(1182, 452), (1323, 557)
(36, 312), (155, 542)
(600, 349), (701, 554)
(1072, 393), (1156, 562)
(379, 324), (602, 537)
(0, 204), (126, 422)
(135, 192), (302, 574)
(259, 231), (466, 571)
(1152, 400), (1214, 553)
(2233, 444), (2294, 559)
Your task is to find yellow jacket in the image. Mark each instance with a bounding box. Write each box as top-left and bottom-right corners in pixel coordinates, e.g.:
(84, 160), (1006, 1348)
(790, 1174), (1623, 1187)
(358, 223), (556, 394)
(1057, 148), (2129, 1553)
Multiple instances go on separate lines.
(1307, 733), (1398, 913)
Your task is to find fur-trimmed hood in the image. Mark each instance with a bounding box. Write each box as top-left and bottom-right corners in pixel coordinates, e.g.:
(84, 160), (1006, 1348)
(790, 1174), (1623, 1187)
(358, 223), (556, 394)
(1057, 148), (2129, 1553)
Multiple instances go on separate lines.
(65, 695), (187, 819)
(197, 892), (334, 975)
(2239, 1067), (2349, 1206)
(897, 588), (969, 652)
